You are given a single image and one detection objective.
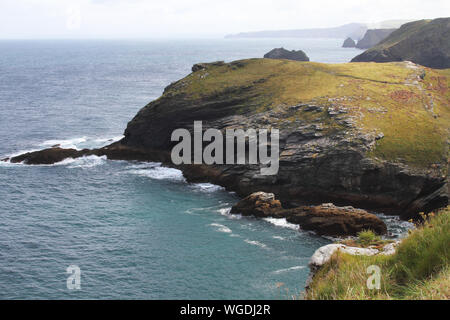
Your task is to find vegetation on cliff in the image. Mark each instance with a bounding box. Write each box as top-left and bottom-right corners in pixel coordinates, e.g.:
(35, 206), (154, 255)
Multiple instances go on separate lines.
(305, 207), (450, 299)
(156, 58), (449, 168)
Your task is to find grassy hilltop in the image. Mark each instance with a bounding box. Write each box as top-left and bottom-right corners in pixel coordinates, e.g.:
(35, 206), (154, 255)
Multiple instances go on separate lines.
(163, 58), (449, 168)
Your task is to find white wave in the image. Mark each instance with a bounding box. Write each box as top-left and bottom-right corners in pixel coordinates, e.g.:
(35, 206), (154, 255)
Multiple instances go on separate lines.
(61, 155), (107, 168)
(128, 164), (186, 182)
(272, 236), (286, 240)
(244, 239), (267, 249)
(263, 218), (299, 230)
(191, 183), (224, 192)
(272, 266), (306, 274)
(210, 223), (232, 233)
(39, 135), (123, 150)
(218, 207), (242, 219)
(39, 137), (87, 150)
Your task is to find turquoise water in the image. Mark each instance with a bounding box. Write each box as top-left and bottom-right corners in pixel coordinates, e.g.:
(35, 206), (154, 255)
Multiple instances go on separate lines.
(0, 39), (409, 299)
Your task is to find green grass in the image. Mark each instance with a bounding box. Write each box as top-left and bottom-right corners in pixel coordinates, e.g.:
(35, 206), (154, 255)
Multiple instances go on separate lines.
(304, 207), (450, 300)
(164, 59), (449, 168)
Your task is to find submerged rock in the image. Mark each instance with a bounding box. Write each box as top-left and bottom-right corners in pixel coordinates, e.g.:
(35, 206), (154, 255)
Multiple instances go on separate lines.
(263, 48), (309, 61)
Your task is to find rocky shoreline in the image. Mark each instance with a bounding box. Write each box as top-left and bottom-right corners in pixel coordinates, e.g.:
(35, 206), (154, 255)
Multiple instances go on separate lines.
(4, 58), (448, 229)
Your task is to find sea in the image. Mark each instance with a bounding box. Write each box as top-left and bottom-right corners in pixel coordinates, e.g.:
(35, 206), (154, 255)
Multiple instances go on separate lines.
(0, 38), (412, 299)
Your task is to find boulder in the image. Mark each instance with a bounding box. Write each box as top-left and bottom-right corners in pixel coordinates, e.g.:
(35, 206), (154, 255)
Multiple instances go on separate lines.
(285, 204), (388, 236)
(263, 48), (309, 61)
(230, 192), (282, 217)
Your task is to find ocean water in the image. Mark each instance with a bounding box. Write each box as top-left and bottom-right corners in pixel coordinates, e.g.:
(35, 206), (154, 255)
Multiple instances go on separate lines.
(0, 38), (410, 299)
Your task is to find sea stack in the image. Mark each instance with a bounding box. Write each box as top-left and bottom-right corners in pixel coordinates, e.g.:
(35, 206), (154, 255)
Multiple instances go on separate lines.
(342, 37), (356, 48)
(264, 48), (309, 61)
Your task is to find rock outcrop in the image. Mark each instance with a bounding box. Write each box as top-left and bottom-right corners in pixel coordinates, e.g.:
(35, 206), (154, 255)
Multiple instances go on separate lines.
(264, 48), (309, 61)
(306, 241), (400, 288)
(6, 59), (449, 220)
(342, 37), (356, 48)
(352, 18), (450, 69)
(230, 192), (387, 237)
(355, 28), (396, 49)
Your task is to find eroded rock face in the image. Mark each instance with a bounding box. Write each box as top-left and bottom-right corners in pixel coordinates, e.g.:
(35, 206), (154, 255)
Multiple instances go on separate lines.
(230, 193), (387, 237)
(263, 48), (309, 61)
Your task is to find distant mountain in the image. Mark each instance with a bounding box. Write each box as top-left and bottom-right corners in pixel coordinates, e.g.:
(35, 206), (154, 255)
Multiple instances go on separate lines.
(352, 18), (450, 69)
(355, 29), (396, 49)
(225, 23), (367, 40)
(365, 19), (415, 29)
(225, 20), (416, 40)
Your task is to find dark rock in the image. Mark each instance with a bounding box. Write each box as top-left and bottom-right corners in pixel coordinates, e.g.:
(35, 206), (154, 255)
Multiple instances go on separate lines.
(355, 29), (396, 49)
(230, 193), (387, 237)
(230, 192), (282, 217)
(342, 37), (356, 48)
(264, 48), (309, 61)
(10, 148), (81, 165)
(352, 18), (450, 69)
(284, 204), (387, 236)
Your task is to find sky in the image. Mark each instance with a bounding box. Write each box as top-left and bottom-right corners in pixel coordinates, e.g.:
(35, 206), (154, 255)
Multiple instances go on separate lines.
(0, 0), (449, 39)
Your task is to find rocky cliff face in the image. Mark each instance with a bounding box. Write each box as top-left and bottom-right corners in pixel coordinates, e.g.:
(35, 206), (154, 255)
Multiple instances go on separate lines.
(122, 59), (449, 219)
(263, 48), (309, 61)
(355, 29), (396, 49)
(352, 18), (450, 69)
(9, 59), (449, 220)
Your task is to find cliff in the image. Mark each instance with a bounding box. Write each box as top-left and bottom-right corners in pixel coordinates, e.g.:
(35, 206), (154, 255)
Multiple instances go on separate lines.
(355, 29), (396, 49)
(9, 59), (450, 219)
(352, 18), (450, 69)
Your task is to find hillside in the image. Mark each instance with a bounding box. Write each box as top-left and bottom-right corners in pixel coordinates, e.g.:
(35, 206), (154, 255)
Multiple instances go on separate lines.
(305, 206), (450, 300)
(352, 18), (450, 69)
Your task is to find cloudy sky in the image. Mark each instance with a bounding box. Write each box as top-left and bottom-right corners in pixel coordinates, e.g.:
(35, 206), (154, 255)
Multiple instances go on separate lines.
(0, 0), (448, 38)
